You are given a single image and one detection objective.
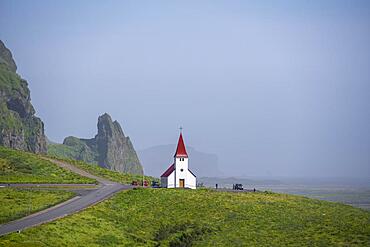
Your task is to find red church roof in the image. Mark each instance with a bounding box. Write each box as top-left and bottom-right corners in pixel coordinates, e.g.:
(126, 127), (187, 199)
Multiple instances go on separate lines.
(174, 133), (188, 158)
(161, 163), (174, 177)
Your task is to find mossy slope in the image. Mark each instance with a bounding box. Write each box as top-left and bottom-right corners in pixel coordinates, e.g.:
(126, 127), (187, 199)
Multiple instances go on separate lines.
(52, 157), (157, 185)
(0, 146), (95, 184)
(1, 189), (369, 246)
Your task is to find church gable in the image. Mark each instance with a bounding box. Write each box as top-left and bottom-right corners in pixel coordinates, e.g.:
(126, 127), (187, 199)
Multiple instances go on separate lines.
(161, 164), (174, 177)
(188, 169), (196, 178)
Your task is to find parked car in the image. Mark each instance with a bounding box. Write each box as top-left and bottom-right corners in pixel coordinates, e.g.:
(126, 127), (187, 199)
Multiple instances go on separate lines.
(131, 180), (138, 186)
(151, 181), (160, 188)
(143, 180), (149, 187)
(233, 184), (243, 190)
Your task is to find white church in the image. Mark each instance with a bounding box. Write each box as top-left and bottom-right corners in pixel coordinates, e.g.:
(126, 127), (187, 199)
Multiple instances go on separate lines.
(161, 132), (196, 189)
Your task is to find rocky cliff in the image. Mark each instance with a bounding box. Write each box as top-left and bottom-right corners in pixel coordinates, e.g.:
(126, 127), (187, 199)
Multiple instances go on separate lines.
(48, 113), (143, 175)
(0, 40), (47, 153)
(95, 114), (143, 174)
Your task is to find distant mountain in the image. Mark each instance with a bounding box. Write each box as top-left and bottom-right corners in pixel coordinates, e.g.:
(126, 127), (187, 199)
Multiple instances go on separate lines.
(0, 40), (47, 153)
(48, 113), (143, 175)
(138, 145), (222, 177)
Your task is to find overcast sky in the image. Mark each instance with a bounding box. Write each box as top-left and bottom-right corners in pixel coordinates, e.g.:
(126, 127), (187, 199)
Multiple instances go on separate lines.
(1, 0), (369, 178)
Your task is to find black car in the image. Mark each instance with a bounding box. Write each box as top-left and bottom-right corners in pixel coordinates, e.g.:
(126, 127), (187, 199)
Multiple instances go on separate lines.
(233, 184), (243, 190)
(151, 181), (160, 188)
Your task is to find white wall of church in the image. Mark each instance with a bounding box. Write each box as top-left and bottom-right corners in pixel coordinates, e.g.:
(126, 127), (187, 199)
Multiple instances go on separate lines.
(161, 167), (176, 188)
(187, 172), (196, 189)
(175, 157), (188, 187)
(161, 148), (197, 189)
(172, 157), (196, 189)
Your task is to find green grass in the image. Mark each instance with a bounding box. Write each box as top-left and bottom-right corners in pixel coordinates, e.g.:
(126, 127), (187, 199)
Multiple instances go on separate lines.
(1, 189), (369, 246)
(50, 157), (158, 185)
(0, 63), (24, 95)
(0, 188), (75, 224)
(0, 146), (96, 184)
(47, 140), (98, 165)
(0, 63), (27, 133)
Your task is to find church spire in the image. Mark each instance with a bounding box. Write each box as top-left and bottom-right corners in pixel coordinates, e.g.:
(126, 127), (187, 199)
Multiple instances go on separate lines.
(174, 132), (188, 158)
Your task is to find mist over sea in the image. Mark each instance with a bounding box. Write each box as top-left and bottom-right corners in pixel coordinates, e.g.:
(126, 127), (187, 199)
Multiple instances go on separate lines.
(199, 177), (370, 210)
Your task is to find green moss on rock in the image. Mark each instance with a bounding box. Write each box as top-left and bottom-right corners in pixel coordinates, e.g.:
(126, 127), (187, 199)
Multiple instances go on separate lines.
(0, 41), (46, 154)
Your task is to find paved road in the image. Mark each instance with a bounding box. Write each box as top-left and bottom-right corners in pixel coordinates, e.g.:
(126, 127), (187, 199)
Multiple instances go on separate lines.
(0, 183), (97, 188)
(0, 158), (131, 236)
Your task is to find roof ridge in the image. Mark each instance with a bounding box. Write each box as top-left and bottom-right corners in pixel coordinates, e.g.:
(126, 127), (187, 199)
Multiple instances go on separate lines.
(161, 163), (174, 177)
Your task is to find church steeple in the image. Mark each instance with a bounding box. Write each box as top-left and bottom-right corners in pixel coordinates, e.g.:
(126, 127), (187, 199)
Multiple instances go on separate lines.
(161, 129), (196, 189)
(174, 132), (188, 158)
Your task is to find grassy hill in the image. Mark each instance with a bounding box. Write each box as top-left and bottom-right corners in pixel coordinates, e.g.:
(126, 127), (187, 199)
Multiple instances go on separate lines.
(0, 146), (157, 185)
(1, 189), (369, 246)
(1, 146), (369, 246)
(47, 140), (97, 165)
(0, 146), (95, 184)
(0, 188), (74, 224)
(50, 157), (159, 185)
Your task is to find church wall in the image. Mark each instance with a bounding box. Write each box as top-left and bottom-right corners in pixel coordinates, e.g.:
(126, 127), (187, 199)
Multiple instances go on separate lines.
(175, 157), (189, 187)
(166, 171), (175, 188)
(186, 171), (197, 189)
(161, 177), (167, 188)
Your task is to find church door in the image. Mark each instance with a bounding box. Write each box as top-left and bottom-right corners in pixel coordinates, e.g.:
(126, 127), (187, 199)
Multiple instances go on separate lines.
(179, 179), (185, 188)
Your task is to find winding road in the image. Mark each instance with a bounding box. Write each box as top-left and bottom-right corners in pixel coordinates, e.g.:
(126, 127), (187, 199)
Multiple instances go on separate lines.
(0, 158), (132, 236)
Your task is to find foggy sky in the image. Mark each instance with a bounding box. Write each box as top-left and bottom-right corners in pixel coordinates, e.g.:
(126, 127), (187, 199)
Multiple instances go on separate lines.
(1, 0), (369, 178)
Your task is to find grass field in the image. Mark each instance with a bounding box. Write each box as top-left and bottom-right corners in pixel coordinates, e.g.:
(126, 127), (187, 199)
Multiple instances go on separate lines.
(1, 189), (369, 246)
(0, 188), (75, 224)
(51, 157), (158, 185)
(0, 146), (96, 184)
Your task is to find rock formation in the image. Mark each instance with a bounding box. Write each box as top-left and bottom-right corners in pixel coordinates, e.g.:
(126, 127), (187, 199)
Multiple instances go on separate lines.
(49, 113), (143, 175)
(0, 40), (47, 153)
(95, 114), (143, 174)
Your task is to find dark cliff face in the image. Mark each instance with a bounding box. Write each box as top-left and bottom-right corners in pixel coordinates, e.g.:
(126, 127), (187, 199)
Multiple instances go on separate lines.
(95, 113), (143, 174)
(0, 40), (47, 153)
(49, 113), (143, 175)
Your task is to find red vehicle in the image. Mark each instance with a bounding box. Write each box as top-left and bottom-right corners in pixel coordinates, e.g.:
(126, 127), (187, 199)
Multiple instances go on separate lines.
(132, 180), (149, 186)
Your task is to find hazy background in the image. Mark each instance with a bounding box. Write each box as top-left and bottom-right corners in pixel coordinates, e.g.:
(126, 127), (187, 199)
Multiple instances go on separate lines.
(1, 0), (369, 178)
